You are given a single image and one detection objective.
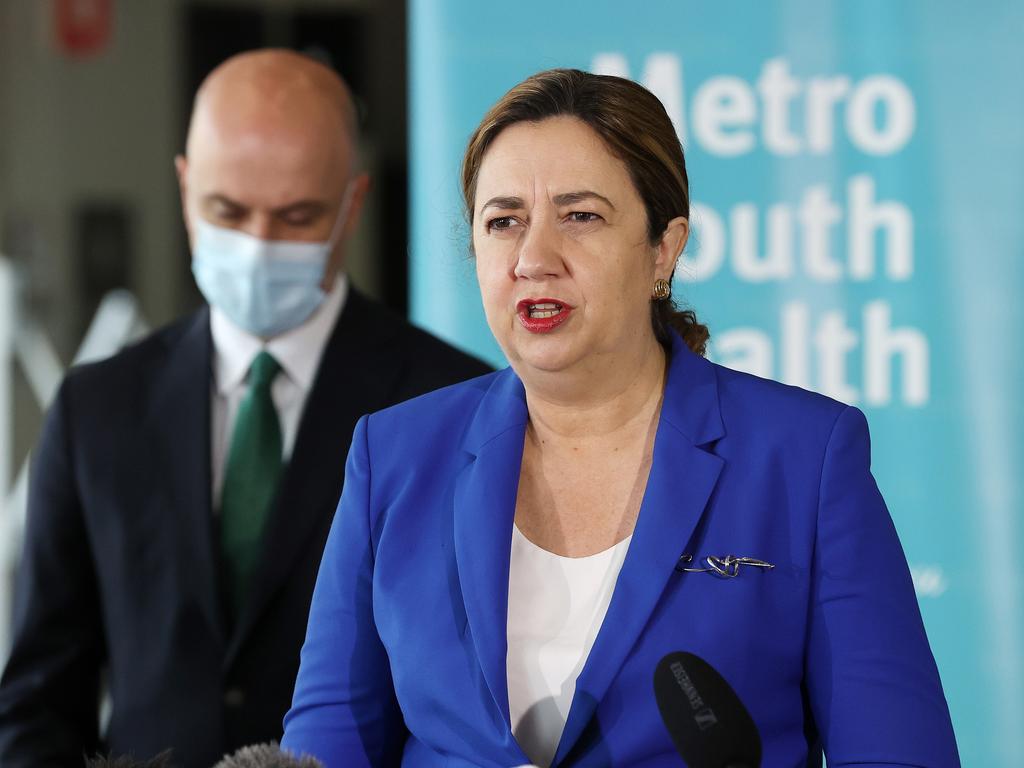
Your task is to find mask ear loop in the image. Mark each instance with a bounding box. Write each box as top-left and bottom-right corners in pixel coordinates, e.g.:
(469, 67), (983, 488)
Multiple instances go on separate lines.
(325, 180), (357, 248)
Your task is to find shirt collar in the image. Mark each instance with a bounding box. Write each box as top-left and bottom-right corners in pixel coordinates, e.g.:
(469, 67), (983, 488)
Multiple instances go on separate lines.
(210, 274), (348, 395)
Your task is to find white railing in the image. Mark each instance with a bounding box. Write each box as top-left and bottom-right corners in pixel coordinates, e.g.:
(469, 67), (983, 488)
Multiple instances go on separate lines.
(0, 260), (14, 587)
(0, 255), (149, 659)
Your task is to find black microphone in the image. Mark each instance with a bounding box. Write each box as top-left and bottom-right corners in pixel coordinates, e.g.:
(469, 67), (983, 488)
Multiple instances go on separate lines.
(653, 651), (762, 768)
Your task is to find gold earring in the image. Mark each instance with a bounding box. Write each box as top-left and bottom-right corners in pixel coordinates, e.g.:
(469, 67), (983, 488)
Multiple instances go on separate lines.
(652, 278), (671, 300)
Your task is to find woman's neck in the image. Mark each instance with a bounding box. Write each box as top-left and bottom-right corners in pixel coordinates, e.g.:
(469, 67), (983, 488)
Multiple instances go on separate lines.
(520, 337), (668, 444)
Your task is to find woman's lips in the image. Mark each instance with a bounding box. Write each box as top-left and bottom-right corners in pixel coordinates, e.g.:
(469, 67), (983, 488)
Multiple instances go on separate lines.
(516, 298), (573, 334)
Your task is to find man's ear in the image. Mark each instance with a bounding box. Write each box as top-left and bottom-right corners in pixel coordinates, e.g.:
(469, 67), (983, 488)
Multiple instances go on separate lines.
(341, 172), (372, 239)
(655, 216), (689, 280)
(321, 173), (374, 291)
(174, 154), (193, 239)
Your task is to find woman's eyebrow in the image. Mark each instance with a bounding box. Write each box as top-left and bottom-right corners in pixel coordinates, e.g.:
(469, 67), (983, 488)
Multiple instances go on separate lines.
(552, 190), (616, 209)
(480, 196), (525, 212)
(480, 191), (616, 212)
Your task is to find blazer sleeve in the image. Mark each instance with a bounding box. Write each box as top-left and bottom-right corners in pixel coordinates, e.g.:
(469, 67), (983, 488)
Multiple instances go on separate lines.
(0, 380), (104, 766)
(282, 415), (407, 766)
(804, 406), (960, 767)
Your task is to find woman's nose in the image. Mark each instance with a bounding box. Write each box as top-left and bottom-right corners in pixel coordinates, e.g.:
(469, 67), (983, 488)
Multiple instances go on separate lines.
(513, 219), (565, 280)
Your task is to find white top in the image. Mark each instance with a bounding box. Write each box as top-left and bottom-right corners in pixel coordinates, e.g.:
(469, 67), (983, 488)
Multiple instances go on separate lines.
(506, 524), (632, 768)
(209, 276), (348, 510)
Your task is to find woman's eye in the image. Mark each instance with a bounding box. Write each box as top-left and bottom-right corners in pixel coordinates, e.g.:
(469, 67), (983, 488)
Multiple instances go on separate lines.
(486, 216), (517, 231)
(567, 211), (600, 223)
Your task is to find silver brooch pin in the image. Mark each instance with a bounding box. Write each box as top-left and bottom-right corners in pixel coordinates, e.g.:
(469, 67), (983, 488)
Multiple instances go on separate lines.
(676, 553), (775, 578)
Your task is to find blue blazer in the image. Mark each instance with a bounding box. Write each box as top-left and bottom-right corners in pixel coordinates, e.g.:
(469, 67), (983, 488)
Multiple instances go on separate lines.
(282, 333), (959, 767)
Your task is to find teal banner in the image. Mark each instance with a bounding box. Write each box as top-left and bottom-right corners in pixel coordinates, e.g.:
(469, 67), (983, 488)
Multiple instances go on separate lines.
(410, 2), (1024, 763)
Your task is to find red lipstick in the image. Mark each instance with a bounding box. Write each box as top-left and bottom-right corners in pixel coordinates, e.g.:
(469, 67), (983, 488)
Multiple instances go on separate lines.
(516, 298), (573, 334)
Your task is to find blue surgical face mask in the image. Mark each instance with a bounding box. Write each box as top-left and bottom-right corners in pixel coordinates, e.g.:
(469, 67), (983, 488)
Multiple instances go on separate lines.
(191, 183), (354, 338)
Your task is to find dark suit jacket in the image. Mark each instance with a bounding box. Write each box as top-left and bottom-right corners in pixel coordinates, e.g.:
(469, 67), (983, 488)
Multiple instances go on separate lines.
(0, 288), (491, 768)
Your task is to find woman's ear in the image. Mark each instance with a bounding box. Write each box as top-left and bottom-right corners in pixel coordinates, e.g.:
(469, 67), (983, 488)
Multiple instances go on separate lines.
(655, 216), (689, 279)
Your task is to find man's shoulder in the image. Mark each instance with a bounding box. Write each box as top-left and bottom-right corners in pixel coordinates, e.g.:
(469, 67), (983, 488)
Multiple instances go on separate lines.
(61, 309), (207, 402)
(337, 288), (492, 384)
(386, 314), (491, 372)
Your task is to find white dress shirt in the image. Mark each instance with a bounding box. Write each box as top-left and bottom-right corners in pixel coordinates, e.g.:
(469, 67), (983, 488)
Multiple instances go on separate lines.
(507, 524), (632, 768)
(209, 276), (348, 511)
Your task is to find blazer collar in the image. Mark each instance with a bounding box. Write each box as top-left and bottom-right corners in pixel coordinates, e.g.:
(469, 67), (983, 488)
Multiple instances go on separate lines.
(148, 307), (225, 643)
(461, 366), (529, 456)
(554, 340), (725, 763)
(453, 333), (725, 765)
(451, 367), (529, 761)
(142, 294), (412, 659)
(659, 332), (725, 447)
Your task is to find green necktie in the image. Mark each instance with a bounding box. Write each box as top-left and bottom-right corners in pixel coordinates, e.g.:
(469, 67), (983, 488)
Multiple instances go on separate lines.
(220, 350), (283, 622)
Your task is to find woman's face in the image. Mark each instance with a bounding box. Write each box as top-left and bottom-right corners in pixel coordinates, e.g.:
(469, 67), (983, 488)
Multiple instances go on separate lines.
(473, 116), (685, 377)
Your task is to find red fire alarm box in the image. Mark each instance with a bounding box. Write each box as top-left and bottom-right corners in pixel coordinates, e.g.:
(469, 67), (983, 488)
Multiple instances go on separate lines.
(55, 0), (112, 57)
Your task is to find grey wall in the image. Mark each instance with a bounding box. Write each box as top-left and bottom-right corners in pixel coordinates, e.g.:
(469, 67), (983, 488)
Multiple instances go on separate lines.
(1, 0), (182, 354)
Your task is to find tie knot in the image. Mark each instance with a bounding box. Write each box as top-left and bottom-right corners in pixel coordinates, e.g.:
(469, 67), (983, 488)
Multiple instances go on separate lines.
(248, 350), (281, 391)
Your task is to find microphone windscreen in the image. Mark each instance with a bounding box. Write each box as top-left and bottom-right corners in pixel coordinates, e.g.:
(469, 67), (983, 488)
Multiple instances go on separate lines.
(212, 742), (324, 768)
(653, 652), (761, 768)
(85, 752), (173, 768)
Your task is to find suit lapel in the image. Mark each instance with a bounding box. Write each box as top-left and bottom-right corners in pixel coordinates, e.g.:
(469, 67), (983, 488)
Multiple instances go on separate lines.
(148, 308), (225, 644)
(552, 338), (725, 766)
(452, 369), (529, 730)
(227, 290), (405, 662)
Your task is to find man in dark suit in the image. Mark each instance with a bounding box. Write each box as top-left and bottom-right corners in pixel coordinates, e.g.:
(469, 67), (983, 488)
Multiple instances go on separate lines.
(0, 49), (489, 768)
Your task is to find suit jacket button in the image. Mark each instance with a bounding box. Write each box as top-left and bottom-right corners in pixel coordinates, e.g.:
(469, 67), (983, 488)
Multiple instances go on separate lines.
(224, 687), (245, 708)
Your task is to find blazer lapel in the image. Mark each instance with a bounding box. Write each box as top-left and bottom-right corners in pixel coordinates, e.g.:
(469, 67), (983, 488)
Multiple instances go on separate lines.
(227, 290), (405, 662)
(148, 308), (225, 644)
(552, 338), (725, 766)
(452, 369), (529, 733)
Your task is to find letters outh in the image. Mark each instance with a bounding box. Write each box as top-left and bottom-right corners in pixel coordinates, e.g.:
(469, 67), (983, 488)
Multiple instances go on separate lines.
(592, 53), (927, 408)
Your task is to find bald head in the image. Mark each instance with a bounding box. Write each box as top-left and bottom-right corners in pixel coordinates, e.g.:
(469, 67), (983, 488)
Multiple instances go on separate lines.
(186, 49), (359, 159)
(176, 49), (369, 291)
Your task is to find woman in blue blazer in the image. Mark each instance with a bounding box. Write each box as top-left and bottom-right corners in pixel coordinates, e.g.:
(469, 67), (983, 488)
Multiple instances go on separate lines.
(282, 69), (959, 767)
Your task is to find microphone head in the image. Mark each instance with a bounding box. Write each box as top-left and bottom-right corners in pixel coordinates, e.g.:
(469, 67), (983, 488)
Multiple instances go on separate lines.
(653, 651), (762, 768)
(85, 752), (173, 768)
(212, 742), (324, 768)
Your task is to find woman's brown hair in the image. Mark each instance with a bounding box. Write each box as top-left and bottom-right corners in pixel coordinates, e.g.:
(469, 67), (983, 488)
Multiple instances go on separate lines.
(461, 68), (709, 356)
